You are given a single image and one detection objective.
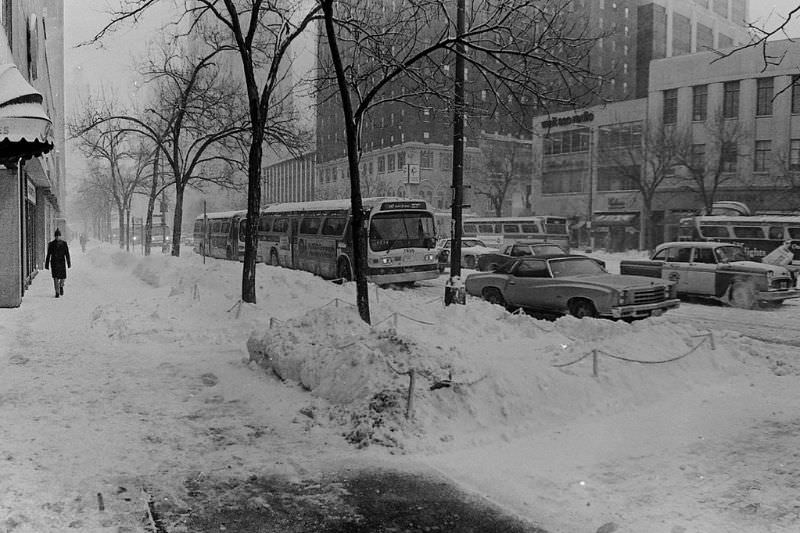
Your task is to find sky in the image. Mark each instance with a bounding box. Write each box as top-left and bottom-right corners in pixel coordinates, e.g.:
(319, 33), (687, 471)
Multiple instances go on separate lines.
(749, 1), (800, 37)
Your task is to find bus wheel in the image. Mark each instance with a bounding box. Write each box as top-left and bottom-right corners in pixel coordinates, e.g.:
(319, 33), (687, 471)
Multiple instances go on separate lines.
(568, 298), (597, 319)
(269, 250), (279, 266)
(337, 259), (353, 282)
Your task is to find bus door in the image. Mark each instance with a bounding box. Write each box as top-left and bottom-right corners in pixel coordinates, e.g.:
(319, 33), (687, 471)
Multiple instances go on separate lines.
(228, 218), (239, 260)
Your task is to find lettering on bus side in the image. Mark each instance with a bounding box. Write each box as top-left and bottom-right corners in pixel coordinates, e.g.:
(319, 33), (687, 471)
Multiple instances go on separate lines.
(729, 240), (767, 258)
(298, 238), (337, 260)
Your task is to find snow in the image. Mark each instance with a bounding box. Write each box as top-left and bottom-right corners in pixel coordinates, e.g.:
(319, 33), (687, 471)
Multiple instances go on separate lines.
(2, 242), (800, 531)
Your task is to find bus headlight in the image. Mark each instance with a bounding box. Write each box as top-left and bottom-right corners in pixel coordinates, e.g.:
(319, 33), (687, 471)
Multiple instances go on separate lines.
(424, 253), (435, 262)
(381, 257), (393, 265)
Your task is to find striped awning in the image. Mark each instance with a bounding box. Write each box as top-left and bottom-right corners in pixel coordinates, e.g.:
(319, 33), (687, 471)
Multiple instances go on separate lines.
(0, 64), (53, 164)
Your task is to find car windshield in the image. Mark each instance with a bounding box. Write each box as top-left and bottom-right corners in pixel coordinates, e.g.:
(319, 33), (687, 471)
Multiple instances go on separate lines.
(462, 239), (485, 247)
(715, 246), (750, 263)
(548, 257), (605, 277)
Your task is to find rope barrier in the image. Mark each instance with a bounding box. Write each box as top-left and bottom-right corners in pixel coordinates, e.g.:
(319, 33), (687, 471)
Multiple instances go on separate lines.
(553, 332), (715, 376)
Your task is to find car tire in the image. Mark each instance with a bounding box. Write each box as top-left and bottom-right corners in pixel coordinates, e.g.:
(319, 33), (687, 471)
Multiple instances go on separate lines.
(729, 281), (757, 309)
(568, 299), (597, 319)
(464, 255), (476, 269)
(482, 287), (506, 307)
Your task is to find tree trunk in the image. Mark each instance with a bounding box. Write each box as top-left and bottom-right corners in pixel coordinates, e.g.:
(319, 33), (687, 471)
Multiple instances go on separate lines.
(171, 184), (185, 257)
(117, 206), (125, 249)
(144, 151), (160, 256)
(322, 0), (371, 324)
(241, 126), (263, 304)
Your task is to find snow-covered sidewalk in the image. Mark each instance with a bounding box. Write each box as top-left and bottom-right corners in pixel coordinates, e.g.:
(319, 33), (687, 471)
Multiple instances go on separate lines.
(2, 243), (800, 532)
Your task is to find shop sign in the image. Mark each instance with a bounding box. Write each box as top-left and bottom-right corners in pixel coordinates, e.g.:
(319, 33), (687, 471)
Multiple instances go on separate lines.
(541, 111), (594, 129)
(607, 197), (627, 210)
(26, 180), (36, 204)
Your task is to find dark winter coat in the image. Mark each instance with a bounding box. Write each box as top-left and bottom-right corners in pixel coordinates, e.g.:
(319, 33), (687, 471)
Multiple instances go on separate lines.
(45, 239), (71, 279)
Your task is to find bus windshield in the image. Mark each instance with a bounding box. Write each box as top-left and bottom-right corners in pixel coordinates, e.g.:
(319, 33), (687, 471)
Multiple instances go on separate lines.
(369, 212), (436, 251)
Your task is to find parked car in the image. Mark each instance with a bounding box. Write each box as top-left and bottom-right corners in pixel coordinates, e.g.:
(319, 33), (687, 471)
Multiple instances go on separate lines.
(477, 241), (568, 271)
(465, 255), (679, 319)
(619, 241), (800, 309)
(436, 238), (499, 271)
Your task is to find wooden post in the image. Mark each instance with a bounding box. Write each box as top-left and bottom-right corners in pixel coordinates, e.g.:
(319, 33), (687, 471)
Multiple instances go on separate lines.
(405, 369), (416, 420)
(592, 349), (598, 377)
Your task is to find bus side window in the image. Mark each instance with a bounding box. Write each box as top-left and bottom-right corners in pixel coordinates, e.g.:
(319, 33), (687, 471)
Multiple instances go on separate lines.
(789, 227), (800, 240)
(322, 217), (346, 236)
(699, 225), (729, 238)
(299, 217), (322, 235)
(273, 218), (288, 233)
(259, 216), (272, 233)
(503, 224), (520, 234)
(732, 226), (765, 239)
(463, 223), (477, 233)
(477, 224), (494, 233)
(768, 226), (784, 240)
(520, 224), (540, 234)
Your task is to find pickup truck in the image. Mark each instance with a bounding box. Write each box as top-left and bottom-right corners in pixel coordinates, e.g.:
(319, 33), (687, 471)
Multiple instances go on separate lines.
(620, 241), (799, 309)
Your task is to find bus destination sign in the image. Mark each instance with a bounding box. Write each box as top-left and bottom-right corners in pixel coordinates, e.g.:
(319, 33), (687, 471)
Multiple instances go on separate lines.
(381, 201), (427, 210)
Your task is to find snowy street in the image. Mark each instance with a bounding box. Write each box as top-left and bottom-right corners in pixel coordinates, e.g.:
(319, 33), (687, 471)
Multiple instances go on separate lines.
(3, 243), (800, 532)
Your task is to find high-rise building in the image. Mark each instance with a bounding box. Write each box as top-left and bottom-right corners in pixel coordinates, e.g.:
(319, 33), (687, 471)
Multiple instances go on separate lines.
(313, 1), (750, 216)
(0, 0), (64, 307)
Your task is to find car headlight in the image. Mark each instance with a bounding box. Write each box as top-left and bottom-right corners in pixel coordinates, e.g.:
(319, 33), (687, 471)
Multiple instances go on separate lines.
(381, 257), (393, 265)
(766, 270), (774, 280)
(618, 290), (628, 305)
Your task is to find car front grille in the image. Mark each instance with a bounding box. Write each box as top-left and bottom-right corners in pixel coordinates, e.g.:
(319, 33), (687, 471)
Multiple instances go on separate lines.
(771, 278), (794, 290)
(631, 286), (668, 304)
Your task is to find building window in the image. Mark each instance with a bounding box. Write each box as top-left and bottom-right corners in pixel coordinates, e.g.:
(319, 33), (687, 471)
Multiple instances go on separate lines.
(368, 161), (374, 175)
(420, 150), (433, 169)
(440, 152), (452, 170)
(378, 156), (385, 173)
(754, 140), (771, 172)
(723, 81), (739, 118)
(721, 141), (737, 172)
(692, 85), (707, 121)
(397, 151), (405, 169)
(792, 78), (800, 114)
(790, 139), (800, 171)
(691, 143), (706, 168)
(387, 153), (396, 172)
(663, 89), (678, 124)
(597, 166), (638, 191)
(542, 171), (584, 194)
(756, 77), (774, 116)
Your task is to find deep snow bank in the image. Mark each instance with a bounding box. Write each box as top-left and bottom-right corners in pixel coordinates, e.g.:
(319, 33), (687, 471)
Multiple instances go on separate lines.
(85, 244), (786, 453)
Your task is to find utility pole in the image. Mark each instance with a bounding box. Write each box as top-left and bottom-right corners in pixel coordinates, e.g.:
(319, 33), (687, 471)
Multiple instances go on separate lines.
(445, 0), (467, 306)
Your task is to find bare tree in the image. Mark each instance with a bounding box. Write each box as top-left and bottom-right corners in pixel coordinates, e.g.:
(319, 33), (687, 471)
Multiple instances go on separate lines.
(597, 122), (680, 249)
(319, 0), (601, 322)
(70, 96), (144, 250)
(91, 1), (319, 303)
(673, 108), (750, 213)
(715, 6), (800, 69)
(473, 136), (532, 217)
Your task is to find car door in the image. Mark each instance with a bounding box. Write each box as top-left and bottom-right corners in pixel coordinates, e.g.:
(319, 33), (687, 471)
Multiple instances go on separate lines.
(503, 259), (554, 310)
(662, 245), (693, 294)
(685, 247), (717, 295)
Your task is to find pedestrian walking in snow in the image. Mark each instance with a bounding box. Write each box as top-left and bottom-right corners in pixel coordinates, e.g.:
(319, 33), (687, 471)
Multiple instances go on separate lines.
(45, 228), (71, 298)
(79, 233), (87, 253)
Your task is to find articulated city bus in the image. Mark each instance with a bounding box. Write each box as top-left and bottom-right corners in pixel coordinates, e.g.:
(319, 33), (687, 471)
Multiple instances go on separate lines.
(679, 215), (800, 263)
(257, 197), (439, 284)
(462, 216), (570, 250)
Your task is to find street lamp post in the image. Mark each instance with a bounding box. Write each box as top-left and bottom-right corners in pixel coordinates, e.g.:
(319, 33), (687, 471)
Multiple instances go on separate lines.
(445, 0), (467, 306)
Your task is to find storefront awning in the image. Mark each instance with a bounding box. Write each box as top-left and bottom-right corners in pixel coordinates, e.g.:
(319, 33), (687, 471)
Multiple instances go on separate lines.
(0, 64), (54, 165)
(593, 213), (639, 227)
